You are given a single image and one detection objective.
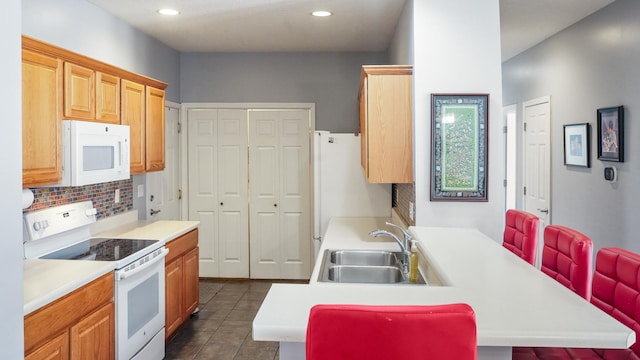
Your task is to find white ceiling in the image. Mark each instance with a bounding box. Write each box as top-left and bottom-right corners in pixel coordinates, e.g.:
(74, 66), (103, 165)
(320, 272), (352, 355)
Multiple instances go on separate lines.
(84, 0), (615, 61)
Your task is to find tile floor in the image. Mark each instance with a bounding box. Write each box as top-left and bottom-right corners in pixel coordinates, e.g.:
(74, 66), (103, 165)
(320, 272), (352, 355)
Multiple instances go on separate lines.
(165, 279), (306, 360)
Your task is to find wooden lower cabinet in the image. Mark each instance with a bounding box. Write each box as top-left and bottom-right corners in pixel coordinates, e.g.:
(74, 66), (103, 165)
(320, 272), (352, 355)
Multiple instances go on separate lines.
(165, 229), (200, 340)
(25, 331), (69, 360)
(24, 273), (114, 360)
(165, 257), (183, 338)
(183, 247), (200, 314)
(70, 302), (114, 360)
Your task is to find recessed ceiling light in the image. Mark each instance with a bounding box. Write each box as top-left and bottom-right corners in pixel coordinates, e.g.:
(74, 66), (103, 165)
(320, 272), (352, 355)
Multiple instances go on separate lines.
(311, 10), (332, 17)
(158, 8), (179, 16)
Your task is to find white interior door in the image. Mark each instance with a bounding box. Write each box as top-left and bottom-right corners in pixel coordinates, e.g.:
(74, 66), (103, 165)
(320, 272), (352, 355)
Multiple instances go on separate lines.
(278, 110), (311, 279)
(147, 103), (181, 220)
(188, 109), (219, 277)
(249, 109), (311, 279)
(504, 104), (517, 210)
(249, 111), (280, 278)
(523, 97), (551, 267)
(217, 109), (249, 277)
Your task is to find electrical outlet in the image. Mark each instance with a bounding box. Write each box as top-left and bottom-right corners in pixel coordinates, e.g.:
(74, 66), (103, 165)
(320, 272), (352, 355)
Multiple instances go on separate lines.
(409, 201), (415, 221)
(137, 184), (144, 198)
(114, 189), (120, 203)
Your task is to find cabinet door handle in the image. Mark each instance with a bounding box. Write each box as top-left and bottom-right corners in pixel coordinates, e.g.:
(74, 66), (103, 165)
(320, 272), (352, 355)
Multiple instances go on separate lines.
(220, 202), (224, 206)
(274, 203), (278, 207)
(537, 208), (549, 214)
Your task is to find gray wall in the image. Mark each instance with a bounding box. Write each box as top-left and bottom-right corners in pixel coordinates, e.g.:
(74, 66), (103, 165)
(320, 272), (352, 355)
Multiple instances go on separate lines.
(22, 0), (181, 101)
(388, 0), (414, 66)
(502, 0), (640, 253)
(1, 0), (25, 356)
(180, 52), (387, 132)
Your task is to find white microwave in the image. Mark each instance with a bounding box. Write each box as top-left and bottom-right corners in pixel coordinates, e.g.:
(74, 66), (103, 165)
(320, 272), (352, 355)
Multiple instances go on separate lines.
(54, 120), (130, 187)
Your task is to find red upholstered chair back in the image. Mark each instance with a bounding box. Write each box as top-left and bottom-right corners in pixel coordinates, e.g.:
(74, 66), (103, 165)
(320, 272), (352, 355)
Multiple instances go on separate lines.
(503, 209), (540, 266)
(541, 225), (593, 300)
(306, 303), (477, 360)
(591, 247), (640, 356)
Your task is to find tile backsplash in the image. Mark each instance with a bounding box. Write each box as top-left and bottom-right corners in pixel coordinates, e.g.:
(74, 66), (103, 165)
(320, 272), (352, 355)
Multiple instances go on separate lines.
(24, 179), (133, 220)
(392, 183), (416, 226)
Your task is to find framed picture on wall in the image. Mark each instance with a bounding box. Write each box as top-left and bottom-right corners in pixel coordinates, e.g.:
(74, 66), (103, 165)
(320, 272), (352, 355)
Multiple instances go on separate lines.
(430, 94), (489, 202)
(597, 106), (624, 162)
(563, 123), (590, 167)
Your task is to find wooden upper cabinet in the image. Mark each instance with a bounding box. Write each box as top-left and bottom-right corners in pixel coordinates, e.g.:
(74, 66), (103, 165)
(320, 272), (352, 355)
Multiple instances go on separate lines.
(96, 72), (120, 124)
(22, 35), (168, 178)
(145, 86), (165, 172)
(22, 49), (63, 187)
(359, 65), (413, 183)
(359, 80), (368, 179)
(121, 80), (146, 174)
(64, 62), (95, 120)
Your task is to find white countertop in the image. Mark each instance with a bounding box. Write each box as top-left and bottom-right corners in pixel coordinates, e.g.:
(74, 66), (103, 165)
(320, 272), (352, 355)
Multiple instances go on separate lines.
(23, 259), (115, 315)
(24, 219), (199, 316)
(253, 217), (635, 349)
(94, 220), (200, 243)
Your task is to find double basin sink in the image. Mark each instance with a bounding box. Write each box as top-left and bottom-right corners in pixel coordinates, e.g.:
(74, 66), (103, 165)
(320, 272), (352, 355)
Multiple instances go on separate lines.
(317, 249), (428, 285)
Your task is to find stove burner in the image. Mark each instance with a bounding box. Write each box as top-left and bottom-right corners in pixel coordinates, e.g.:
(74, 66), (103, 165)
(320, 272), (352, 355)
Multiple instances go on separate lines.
(41, 237), (161, 269)
(89, 238), (159, 261)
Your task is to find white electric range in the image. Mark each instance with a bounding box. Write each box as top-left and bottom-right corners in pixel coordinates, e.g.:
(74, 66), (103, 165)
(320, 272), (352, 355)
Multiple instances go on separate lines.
(23, 201), (167, 360)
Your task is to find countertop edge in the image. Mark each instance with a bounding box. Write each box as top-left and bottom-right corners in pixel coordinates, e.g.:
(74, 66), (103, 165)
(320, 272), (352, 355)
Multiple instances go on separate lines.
(24, 260), (116, 316)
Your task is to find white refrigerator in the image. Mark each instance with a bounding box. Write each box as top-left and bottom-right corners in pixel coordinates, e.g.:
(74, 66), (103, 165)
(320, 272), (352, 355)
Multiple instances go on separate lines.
(313, 131), (392, 258)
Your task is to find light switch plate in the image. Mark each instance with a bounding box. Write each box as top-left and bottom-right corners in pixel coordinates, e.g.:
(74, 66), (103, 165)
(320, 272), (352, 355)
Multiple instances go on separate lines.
(409, 201), (415, 221)
(137, 184), (144, 198)
(114, 189), (120, 203)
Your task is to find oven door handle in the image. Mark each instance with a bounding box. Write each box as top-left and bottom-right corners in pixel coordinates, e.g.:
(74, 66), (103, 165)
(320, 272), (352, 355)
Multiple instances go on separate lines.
(116, 247), (169, 281)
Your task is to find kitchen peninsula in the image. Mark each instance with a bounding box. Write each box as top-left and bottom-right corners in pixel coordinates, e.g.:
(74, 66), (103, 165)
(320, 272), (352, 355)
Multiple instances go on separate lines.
(253, 217), (635, 360)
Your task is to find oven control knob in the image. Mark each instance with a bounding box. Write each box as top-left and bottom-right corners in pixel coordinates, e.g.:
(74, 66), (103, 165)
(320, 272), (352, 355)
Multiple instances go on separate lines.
(33, 222), (41, 231)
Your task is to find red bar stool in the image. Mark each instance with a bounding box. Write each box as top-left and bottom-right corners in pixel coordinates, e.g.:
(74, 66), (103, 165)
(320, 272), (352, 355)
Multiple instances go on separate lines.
(306, 303), (477, 360)
(540, 225), (593, 300)
(503, 209), (540, 266)
(514, 247), (640, 360)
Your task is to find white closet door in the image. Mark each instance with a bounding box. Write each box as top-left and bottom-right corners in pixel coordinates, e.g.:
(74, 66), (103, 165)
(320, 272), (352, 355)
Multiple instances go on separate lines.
(249, 111), (280, 278)
(188, 109), (219, 277)
(217, 109), (249, 277)
(249, 110), (311, 279)
(279, 110), (311, 279)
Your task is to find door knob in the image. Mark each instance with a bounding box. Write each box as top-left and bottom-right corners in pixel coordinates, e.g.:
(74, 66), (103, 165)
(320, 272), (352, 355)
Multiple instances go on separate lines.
(537, 208), (549, 214)
(150, 209), (161, 216)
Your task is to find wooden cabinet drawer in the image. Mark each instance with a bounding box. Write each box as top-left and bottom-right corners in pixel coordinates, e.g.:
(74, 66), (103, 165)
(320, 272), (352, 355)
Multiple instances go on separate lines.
(166, 229), (199, 264)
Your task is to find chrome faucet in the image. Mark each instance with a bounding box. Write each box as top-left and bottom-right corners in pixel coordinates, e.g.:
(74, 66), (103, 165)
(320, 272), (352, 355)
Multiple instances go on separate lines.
(369, 229), (411, 274)
(384, 222), (412, 252)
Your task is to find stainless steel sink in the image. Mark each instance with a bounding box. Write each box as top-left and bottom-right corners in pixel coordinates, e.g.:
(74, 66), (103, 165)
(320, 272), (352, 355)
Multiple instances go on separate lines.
(327, 265), (404, 283)
(317, 249), (428, 285)
(329, 250), (401, 266)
